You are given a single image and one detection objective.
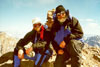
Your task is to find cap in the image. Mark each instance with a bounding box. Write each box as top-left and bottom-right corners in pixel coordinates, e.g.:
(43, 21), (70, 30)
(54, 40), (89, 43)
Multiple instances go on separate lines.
(47, 10), (53, 19)
(32, 18), (41, 24)
(56, 5), (65, 14)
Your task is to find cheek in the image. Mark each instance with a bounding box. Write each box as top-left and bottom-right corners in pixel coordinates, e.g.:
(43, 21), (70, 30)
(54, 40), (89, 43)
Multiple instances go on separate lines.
(36, 27), (41, 32)
(62, 15), (66, 18)
(62, 14), (67, 18)
(57, 16), (61, 19)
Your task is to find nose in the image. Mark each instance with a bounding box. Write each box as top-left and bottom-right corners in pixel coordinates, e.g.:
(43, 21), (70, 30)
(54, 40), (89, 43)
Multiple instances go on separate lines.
(59, 15), (63, 19)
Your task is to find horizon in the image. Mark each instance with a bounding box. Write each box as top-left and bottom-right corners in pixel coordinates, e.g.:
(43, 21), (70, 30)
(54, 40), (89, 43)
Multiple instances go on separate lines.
(0, 30), (99, 39)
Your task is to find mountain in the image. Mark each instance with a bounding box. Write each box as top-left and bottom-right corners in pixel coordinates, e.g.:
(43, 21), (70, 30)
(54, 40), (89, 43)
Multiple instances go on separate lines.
(0, 32), (100, 67)
(0, 32), (18, 56)
(84, 35), (100, 47)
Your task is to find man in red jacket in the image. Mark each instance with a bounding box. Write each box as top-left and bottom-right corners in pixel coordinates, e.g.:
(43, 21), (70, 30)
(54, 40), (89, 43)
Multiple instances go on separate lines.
(14, 18), (53, 67)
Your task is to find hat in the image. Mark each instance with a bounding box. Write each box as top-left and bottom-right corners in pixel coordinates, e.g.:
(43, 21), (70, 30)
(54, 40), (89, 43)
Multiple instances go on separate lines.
(47, 10), (53, 19)
(52, 8), (56, 13)
(56, 5), (65, 14)
(32, 18), (41, 24)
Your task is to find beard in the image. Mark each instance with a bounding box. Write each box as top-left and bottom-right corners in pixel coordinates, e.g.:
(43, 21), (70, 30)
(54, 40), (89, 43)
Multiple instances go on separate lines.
(57, 16), (67, 24)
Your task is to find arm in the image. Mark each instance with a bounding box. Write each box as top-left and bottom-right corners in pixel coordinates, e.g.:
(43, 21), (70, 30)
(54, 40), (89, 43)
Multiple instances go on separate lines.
(15, 30), (35, 59)
(50, 28), (61, 53)
(16, 30), (35, 50)
(64, 17), (84, 42)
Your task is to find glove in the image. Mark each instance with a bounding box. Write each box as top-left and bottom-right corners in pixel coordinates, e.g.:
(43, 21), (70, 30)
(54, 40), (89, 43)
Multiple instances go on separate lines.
(25, 47), (33, 56)
(59, 41), (66, 48)
(18, 49), (24, 59)
(58, 49), (64, 55)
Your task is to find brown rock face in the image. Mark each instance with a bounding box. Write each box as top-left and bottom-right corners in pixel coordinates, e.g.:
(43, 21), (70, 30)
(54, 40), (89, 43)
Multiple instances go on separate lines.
(79, 43), (100, 67)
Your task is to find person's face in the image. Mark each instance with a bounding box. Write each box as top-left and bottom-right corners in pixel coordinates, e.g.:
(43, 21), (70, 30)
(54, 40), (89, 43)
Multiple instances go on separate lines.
(56, 11), (67, 23)
(33, 23), (41, 32)
(57, 11), (66, 19)
(47, 18), (53, 22)
(46, 20), (54, 29)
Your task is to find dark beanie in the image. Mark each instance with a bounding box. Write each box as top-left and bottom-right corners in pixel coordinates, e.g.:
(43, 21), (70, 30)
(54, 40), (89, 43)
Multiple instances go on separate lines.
(56, 5), (65, 14)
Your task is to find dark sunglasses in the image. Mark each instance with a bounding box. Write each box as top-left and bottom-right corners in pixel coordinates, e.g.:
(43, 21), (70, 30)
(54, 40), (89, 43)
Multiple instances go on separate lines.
(33, 23), (41, 28)
(57, 11), (65, 16)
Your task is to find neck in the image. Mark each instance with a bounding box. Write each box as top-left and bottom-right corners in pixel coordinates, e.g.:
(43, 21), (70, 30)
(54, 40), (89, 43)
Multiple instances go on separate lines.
(36, 32), (40, 34)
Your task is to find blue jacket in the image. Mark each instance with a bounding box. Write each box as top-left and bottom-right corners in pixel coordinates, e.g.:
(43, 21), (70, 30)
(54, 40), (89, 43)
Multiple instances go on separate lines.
(51, 12), (84, 52)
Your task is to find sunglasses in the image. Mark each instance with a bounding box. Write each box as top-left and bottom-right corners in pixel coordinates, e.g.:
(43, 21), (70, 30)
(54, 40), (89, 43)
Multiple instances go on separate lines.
(33, 23), (41, 28)
(57, 11), (66, 17)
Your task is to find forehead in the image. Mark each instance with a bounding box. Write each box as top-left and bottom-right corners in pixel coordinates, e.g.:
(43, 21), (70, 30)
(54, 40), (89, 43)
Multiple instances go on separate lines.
(57, 11), (65, 14)
(33, 23), (41, 25)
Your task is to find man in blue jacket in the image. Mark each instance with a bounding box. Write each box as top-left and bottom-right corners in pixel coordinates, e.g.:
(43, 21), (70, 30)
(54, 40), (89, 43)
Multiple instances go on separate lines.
(51, 5), (84, 67)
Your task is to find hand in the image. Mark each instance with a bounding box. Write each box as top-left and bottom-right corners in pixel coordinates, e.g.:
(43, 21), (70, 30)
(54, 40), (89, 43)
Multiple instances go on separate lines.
(18, 49), (24, 59)
(59, 41), (66, 48)
(58, 49), (64, 55)
(25, 47), (33, 55)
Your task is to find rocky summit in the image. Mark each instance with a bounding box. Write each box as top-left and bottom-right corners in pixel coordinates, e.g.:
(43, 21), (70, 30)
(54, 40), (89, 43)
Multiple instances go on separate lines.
(0, 32), (100, 67)
(80, 43), (100, 67)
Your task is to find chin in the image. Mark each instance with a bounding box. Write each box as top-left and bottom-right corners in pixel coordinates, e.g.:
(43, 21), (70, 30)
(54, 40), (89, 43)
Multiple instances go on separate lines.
(58, 18), (67, 23)
(37, 31), (40, 33)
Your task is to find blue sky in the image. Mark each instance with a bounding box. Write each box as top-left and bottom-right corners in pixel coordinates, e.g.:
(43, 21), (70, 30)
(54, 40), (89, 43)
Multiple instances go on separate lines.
(0, 0), (100, 38)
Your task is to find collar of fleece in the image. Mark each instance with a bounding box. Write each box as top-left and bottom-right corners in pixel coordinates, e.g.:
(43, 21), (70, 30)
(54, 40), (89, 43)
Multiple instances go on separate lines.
(40, 25), (44, 40)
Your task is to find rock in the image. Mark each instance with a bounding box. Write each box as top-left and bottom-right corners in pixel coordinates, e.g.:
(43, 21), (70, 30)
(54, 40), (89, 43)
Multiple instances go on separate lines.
(0, 52), (13, 64)
(20, 60), (35, 67)
(93, 54), (100, 62)
(0, 32), (100, 67)
(79, 44), (100, 67)
(0, 32), (18, 56)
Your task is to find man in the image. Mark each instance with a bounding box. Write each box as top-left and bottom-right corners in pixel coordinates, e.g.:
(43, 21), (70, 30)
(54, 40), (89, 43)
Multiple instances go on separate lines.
(14, 18), (52, 67)
(45, 9), (55, 31)
(51, 5), (84, 67)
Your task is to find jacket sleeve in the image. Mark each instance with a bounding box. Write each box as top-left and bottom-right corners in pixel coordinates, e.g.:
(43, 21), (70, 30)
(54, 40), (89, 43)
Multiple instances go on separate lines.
(64, 17), (84, 42)
(50, 27), (62, 52)
(16, 30), (35, 50)
(44, 31), (52, 50)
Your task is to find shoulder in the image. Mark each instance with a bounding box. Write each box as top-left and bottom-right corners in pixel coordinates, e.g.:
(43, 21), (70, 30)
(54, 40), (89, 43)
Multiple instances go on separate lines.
(70, 16), (79, 26)
(24, 30), (36, 38)
(44, 30), (51, 41)
(44, 30), (51, 35)
(72, 17), (78, 22)
(27, 30), (35, 35)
